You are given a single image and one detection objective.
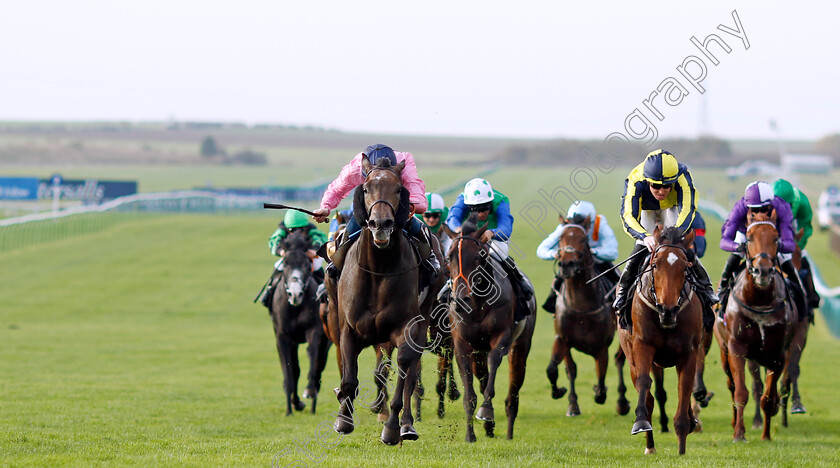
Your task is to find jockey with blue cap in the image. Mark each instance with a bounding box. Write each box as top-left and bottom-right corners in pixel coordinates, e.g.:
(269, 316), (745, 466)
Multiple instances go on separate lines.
(537, 201), (619, 314)
(311, 144), (440, 283)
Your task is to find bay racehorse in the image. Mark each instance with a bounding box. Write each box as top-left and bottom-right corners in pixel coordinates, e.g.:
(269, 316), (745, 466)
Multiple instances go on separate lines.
(447, 216), (536, 442)
(545, 214), (626, 417)
(269, 230), (331, 415)
(747, 227), (809, 430)
(331, 155), (435, 445)
(713, 210), (798, 442)
(618, 225), (703, 455)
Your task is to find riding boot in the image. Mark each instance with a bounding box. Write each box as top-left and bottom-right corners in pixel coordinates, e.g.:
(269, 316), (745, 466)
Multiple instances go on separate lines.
(781, 259), (808, 321)
(315, 283), (327, 303)
(325, 230), (358, 280)
(800, 256), (821, 310)
(498, 256), (533, 322)
(541, 276), (564, 313)
(437, 279), (451, 303)
(613, 244), (647, 329)
(259, 269), (282, 309)
(689, 260), (718, 331)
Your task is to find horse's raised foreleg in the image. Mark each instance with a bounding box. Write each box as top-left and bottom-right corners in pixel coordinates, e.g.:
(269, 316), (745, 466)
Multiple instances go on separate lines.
(334, 331), (361, 435)
(477, 336), (510, 424)
(615, 348), (630, 415)
(454, 338), (478, 443)
(652, 365), (669, 433)
(473, 353), (494, 437)
(747, 360), (763, 429)
(593, 347), (609, 406)
(674, 352), (698, 455)
(546, 336), (569, 401)
(629, 341), (656, 454)
(382, 342), (422, 445)
(761, 366), (783, 441)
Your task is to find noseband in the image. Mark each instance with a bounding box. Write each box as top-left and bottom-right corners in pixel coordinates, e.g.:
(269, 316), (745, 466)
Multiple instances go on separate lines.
(555, 224), (592, 274)
(745, 220), (779, 277)
(640, 243), (693, 314)
(364, 166), (400, 219)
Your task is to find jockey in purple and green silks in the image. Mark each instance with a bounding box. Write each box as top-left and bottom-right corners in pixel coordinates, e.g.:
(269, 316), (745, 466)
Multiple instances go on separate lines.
(773, 179), (820, 310)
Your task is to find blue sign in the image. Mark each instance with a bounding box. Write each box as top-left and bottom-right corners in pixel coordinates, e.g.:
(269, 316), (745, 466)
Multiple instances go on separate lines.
(38, 179), (138, 203)
(0, 177), (39, 200)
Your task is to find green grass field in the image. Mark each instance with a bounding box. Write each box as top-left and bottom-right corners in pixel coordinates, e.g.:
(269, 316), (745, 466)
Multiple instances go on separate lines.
(2, 166), (839, 467)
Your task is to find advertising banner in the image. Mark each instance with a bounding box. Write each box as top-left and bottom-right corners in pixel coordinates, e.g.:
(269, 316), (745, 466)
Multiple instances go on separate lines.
(0, 177), (40, 200)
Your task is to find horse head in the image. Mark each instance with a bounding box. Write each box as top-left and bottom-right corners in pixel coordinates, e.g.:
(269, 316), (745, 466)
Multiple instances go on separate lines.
(359, 154), (409, 249)
(556, 214), (592, 279)
(745, 210), (779, 289)
(447, 214), (491, 300)
(281, 230), (313, 307)
(648, 225), (695, 328)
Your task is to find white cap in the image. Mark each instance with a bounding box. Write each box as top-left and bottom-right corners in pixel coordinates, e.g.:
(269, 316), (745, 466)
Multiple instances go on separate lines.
(463, 178), (494, 205)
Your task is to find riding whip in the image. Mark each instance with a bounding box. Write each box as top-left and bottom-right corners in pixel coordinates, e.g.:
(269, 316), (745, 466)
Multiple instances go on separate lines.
(263, 203), (319, 217)
(585, 247), (648, 285)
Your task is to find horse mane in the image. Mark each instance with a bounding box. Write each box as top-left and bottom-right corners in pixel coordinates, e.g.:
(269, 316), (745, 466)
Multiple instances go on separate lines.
(659, 226), (683, 245)
(569, 213), (587, 225)
(374, 157), (394, 168)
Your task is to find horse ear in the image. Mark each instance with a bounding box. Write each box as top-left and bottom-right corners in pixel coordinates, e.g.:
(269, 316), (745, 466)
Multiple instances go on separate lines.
(683, 228), (696, 249)
(361, 153), (373, 175)
(558, 212), (567, 224)
(796, 227), (804, 242)
(394, 160), (406, 175)
(582, 215), (591, 229)
(770, 208), (777, 222)
(475, 224), (488, 241)
(352, 186), (368, 227)
(441, 223), (457, 239)
(653, 224), (662, 243)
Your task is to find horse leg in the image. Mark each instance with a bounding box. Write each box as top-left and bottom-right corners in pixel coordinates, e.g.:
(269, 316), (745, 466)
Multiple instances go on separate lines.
(652, 366), (669, 433)
(275, 335), (300, 416)
(629, 343), (655, 444)
(473, 355), (494, 437)
(693, 332), (714, 407)
(392, 343), (422, 443)
(727, 346), (749, 442)
(761, 367), (783, 441)
(506, 338), (530, 440)
(371, 346), (391, 421)
(454, 339), (478, 442)
(477, 338), (509, 424)
(447, 348), (461, 401)
(674, 353), (698, 455)
(546, 336), (569, 401)
(333, 332), (361, 435)
(593, 348), (608, 405)
(615, 348), (630, 416)
(789, 321), (809, 414)
(436, 353), (447, 418)
(414, 358), (424, 422)
(303, 328), (328, 413)
(564, 349), (580, 417)
(747, 360), (763, 429)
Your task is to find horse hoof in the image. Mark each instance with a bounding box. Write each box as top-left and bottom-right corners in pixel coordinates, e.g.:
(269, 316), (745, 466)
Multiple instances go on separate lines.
(400, 424), (419, 441)
(693, 388), (707, 406)
(333, 418), (354, 435)
(303, 388), (316, 399)
(616, 399), (631, 416)
(792, 402), (807, 414)
(448, 388), (461, 401)
(381, 426), (400, 445)
(476, 406), (494, 421)
(293, 400), (306, 412)
(631, 420), (653, 435)
(700, 391), (715, 408)
(437, 408), (445, 419)
(566, 406), (580, 417)
(752, 419), (762, 430)
(644, 447), (656, 455)
(733, 435), (747, 443)
(593, 385), (607, 405)
(552, 387), (568, 400)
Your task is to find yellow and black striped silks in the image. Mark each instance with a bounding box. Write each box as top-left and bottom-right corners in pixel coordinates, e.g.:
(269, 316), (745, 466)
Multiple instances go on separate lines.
(620, 156), (697, 240)
(642, 149), (680, 185)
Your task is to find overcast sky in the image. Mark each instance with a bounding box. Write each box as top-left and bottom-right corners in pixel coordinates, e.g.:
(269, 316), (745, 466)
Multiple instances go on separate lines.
(1, 0), (837, 140)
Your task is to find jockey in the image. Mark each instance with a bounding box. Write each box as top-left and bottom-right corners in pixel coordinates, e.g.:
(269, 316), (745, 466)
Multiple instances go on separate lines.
(258, 210), (327, 308)
(416, 192), (452, 255)
(311, 144), (440, 282)
(717, 181), (805, 312)
(441, 177), (535, 322)
(613, 149), (718, 330)
(536, 201), (619, 314)
(773, 178), (820, 309)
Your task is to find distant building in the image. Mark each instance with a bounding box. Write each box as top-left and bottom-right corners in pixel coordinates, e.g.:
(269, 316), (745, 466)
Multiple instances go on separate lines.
(781, 153), (833, 173)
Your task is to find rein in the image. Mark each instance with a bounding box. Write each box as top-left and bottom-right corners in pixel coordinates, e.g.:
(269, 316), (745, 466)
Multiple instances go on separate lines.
(451, 236), (488, 295)
(354, 229), (421, 277)
(744, 220), (780, 277)
(638, 243), (693, 314)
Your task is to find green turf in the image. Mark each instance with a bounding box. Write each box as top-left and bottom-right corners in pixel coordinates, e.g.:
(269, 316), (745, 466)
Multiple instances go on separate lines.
(2, 167), (839, 467)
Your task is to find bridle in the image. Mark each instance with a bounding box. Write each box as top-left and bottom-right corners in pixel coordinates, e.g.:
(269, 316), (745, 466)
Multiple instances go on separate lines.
(744, 220), (779, 277)
(554, 224), (592, 276)
(639, 243), (694, 314)
(363, 166), (401, 219)
(450, 235), (489, 295)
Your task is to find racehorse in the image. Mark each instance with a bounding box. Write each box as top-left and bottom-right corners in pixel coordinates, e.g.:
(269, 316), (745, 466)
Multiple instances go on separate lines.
(447, 216), (536, 442)
(618, 225), (704, 455)
(268, 230), (331, 415)
(330, 154), (434, 445)
(544, 214), (622, 417)
(748, 227), (810, 430)
(713, 210), (798, 442)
